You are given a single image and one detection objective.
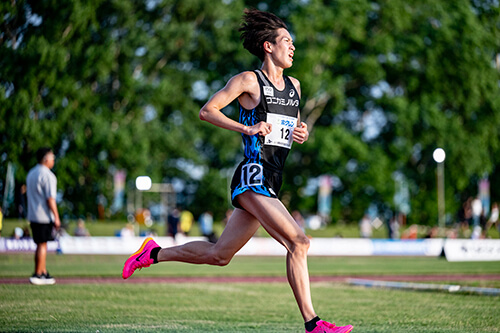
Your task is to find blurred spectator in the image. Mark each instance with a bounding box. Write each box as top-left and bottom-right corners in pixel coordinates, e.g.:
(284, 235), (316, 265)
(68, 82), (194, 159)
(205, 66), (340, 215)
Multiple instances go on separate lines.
(18, 184), (27, 219)
(135, 208), (153, 227)
(446, 228), (458, 239)
(292, 210), (306, 232)
(13, 227), (24, 239)
(389, 217), (400, 239)
(485, 202), (499, 236)
(167, 207), (181, 240)
(221, 209), (233, 227)
(457, 197), (472, 238)
(10, 225), (31, 239)
(425, 226), (439, 238)
(27, 147), (60, 285)
(402, 224), (418, 239)
(74, 219), (90, 237)
(199, 211), (217, 243)
(358, 214), (372, 238)
(478, 210), (488, 238)
(97, 194), (107, 220)
(120, 223), (135, 238)
(471, 225), (483, 239)
(23, 225), (31, 238)
(180, 209), (194, 236)
(471, 196), (482, 227)
(457, 197), (472, 225)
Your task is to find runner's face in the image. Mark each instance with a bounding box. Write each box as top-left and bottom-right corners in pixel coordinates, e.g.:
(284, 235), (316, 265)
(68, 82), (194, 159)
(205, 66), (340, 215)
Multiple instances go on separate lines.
(270, 28), (295, 68)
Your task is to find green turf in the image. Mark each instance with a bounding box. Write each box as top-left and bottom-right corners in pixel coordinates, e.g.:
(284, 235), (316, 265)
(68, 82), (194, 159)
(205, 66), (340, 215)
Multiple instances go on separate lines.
(0, 281), (498, 332)
(1, 254), (499, 332)
(1, 253), (500, 281)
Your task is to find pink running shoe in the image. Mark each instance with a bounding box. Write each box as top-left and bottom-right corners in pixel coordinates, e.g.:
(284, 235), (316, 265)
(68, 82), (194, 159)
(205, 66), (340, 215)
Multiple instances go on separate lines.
(122, 237), (160, 279)
(308, 320), (353, 333)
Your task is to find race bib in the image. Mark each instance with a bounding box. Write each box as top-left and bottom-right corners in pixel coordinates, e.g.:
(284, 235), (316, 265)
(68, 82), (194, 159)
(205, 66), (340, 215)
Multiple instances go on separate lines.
(265, 113), (297, 149)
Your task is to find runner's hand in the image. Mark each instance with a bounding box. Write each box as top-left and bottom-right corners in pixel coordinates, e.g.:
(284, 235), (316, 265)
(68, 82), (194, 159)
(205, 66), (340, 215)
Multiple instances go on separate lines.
(293, 122), (309, 144)
(245, 121), (272, 136)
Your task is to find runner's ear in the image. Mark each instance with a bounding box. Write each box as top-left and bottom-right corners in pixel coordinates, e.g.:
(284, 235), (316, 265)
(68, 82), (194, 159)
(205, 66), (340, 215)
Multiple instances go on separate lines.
(263, 41), (273, 54)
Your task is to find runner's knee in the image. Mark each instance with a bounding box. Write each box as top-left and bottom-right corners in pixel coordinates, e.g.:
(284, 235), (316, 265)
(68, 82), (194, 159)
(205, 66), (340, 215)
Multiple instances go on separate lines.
(289, 235), (310, 255)
(213, 254), (231, 266)
(211, 248), (233, 266)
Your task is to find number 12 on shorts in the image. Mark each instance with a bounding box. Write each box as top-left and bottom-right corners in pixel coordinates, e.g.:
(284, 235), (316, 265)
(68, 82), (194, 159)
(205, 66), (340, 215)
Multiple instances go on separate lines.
(241, 163), (263, 187)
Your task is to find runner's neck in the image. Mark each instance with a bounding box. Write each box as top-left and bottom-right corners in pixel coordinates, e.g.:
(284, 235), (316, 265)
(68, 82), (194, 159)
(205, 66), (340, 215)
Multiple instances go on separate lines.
(260, 63), (285, 90)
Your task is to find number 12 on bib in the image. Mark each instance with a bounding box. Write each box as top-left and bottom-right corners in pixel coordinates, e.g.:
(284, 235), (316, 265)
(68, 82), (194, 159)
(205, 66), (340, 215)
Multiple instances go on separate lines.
(265, 113), (297, 149)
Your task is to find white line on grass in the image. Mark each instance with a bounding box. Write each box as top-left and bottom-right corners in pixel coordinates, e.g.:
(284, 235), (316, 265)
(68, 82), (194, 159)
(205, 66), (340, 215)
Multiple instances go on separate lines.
(348, 278), (500, 296)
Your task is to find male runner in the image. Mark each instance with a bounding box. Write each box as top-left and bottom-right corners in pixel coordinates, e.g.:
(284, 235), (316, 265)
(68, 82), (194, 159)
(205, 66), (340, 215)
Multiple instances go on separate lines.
(123, 9), (353, 333)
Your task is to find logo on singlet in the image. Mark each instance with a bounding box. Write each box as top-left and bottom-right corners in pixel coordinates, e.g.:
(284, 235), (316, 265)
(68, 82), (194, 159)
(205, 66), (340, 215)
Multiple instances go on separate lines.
(265, 97), (300, 107)
(289, 89), (295, 98)
(263, 86), (274, 97)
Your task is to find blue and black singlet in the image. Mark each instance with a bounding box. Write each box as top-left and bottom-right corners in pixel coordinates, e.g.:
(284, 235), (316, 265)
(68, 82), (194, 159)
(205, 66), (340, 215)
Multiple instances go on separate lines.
(230, 69), (300, 209)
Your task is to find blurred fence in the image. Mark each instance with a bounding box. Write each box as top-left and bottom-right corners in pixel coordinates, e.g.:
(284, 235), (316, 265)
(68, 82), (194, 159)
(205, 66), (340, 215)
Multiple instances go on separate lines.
(1, 236), (499, 261)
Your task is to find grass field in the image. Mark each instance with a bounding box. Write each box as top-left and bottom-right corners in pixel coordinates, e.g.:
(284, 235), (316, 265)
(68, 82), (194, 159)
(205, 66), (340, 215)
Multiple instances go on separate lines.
(1, 253), (499, 332)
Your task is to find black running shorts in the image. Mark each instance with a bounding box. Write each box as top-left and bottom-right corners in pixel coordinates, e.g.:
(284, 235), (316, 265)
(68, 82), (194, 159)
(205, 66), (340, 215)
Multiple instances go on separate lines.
(30, 222), (56, 244)
(230, 161), (283, 210)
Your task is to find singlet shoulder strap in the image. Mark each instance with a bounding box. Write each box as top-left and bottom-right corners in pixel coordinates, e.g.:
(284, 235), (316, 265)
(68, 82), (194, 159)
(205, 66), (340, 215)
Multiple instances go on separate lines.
(254, 69), (272, 87)
(255, 69), (295, 92)
(253, 69), (270, 112)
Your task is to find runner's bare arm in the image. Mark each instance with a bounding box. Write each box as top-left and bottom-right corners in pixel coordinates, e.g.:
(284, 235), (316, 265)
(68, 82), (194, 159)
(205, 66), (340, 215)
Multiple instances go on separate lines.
(289, 76), (301, 98)
(199, 72), (272, 136)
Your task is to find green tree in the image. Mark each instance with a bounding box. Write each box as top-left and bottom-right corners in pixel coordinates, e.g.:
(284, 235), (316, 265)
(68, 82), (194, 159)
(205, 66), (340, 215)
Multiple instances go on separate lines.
(286, 0), (500, 224)
(1, 0), (498, 227)
(0, 0), (249, 219)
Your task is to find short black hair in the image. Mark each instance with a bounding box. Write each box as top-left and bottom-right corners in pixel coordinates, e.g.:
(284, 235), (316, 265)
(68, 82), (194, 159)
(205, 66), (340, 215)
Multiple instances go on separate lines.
(36, 147), (53, 163)
(239, 9), (288, 61)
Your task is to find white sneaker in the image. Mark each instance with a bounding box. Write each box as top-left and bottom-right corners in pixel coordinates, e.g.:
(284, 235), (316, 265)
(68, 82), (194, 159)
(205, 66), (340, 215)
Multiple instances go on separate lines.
(29, 273), (56, 285)
(29, 274), (44, 285)
(42, 272), (56, 285)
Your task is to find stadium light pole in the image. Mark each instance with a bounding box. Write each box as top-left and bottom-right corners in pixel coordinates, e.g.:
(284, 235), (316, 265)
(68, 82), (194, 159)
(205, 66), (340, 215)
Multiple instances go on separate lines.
(433, 148), (446, 228)
(135, 176), (152, 214)
(135, 176), (174, 222)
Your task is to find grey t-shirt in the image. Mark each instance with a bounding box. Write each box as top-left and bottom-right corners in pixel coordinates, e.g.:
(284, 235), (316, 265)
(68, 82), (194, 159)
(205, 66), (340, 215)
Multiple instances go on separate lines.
(27, 164), (57, 224)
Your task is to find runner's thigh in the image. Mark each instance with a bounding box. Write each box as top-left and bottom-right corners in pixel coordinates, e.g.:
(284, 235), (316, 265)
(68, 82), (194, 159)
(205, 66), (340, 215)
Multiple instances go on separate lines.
(213, 208), (261, 258)
(237, 191), (305, 252)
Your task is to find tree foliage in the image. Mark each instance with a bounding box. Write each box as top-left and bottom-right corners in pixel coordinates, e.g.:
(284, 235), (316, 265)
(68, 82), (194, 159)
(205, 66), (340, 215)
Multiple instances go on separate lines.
(285, 0), (500, 224)
(1, 0), (499, 224)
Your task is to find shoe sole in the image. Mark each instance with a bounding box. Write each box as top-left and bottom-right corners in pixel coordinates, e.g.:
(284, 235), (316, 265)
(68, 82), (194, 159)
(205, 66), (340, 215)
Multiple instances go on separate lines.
(44, 278), (56, 285)
(29, 277), (43, 285)
(122, 237), (154, 279)
(30, 278), (56, 285)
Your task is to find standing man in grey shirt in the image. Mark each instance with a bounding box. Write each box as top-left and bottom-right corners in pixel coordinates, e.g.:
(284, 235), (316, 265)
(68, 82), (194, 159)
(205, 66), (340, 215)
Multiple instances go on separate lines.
(27, 147), (60, 285)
